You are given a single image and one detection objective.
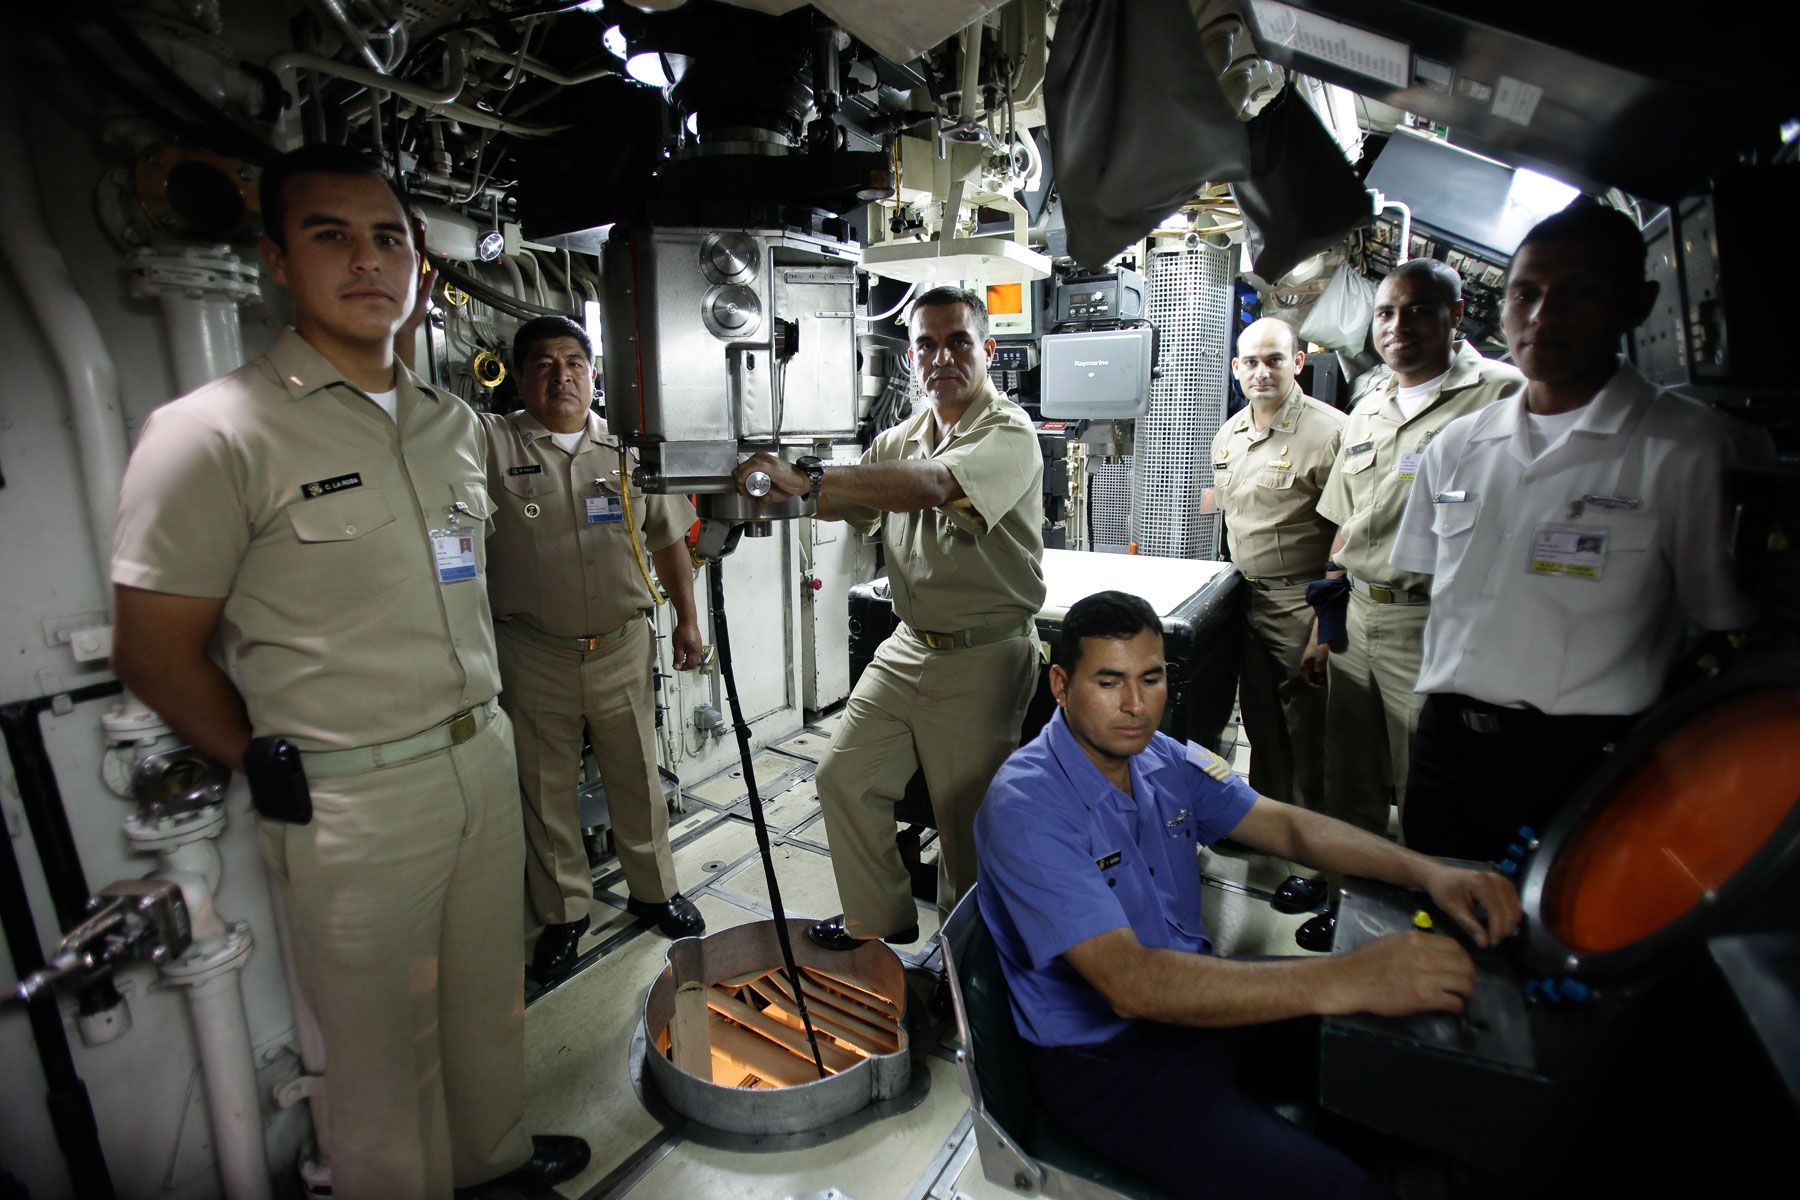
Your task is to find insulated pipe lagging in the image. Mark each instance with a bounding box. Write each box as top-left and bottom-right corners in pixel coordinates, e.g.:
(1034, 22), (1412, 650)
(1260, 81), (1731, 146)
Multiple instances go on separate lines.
(0, 84), (129, 591)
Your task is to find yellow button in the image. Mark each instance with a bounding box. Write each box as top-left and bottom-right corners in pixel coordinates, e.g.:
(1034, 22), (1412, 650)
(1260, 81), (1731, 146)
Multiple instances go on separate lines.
(1412, 910), (1435, 931)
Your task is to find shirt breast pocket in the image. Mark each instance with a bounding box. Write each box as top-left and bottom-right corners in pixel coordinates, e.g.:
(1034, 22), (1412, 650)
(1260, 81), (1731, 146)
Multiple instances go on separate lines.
(1255, 469), (1295, 490)
(1342, 451), (1377, 479)
(1585, 511), (1664, 597)
(282, 490), (406, 598)
(1431, 500), (1480, 539)
(452, 480), (495, 522)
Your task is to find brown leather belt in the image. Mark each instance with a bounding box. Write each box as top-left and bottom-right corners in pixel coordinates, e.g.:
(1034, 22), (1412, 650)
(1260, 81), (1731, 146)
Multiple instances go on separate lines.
(502, 615), (638, 652)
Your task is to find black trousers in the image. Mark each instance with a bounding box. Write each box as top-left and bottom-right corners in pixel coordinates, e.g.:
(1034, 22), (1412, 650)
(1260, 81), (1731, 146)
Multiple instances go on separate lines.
(1026, 1021), (1391, 1200)
(1402, 693), (1636, 860)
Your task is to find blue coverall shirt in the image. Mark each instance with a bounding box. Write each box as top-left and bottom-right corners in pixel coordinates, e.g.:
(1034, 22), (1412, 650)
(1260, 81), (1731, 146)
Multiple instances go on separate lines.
(974, 709), (1258, 1047)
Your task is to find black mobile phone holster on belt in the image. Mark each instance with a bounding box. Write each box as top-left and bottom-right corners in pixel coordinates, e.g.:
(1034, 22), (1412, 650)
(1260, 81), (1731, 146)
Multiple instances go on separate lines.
(244, 736), (312, 825)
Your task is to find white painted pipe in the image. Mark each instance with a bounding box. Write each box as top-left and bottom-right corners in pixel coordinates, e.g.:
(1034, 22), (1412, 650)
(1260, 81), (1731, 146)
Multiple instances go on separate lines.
(181, 969), (274, 1200)
(159, 294), (247, 394)
(265, 881), (335, 1176)
(1378, 194), (1414, 264)
(0, 84), (129, 591)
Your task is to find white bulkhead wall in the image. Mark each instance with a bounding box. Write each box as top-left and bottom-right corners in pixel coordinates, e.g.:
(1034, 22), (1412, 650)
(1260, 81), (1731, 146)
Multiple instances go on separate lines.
(0, 78), (315, 1200)
(0, 8), (842, 1197)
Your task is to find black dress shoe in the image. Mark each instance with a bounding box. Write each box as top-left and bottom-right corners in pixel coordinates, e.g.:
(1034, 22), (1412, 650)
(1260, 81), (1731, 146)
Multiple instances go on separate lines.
(807, 914), (919, 951)
(1271, 874), (1329, 915)
(1295, 911), (1337, 953)
(461, 1135), (591, 1194)
(529, 916), (590, 984)
(626, 892), (706, 938)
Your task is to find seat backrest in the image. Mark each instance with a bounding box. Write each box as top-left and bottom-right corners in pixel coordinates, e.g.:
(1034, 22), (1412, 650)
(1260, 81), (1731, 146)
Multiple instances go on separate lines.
(955, 892), (1037, 1140)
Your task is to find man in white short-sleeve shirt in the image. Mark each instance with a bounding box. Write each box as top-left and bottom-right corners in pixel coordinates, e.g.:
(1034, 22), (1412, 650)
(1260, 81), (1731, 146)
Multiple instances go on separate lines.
(1389, 202), (1756, 858)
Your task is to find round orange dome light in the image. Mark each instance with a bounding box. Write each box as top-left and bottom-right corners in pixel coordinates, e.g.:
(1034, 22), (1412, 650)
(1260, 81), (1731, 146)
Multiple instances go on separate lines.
(1541, 690), (1800, 955)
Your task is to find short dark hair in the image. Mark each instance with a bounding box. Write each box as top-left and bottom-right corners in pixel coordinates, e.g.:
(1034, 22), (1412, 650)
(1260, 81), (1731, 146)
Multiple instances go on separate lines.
(1383, 256), (1463, 305)
(512, 315), (593, 371)
(908, 285), (989, 341)
(1058, 590), (1162, 671)
(1512, 200), (1646, 289)
(258, 144), (407, 249)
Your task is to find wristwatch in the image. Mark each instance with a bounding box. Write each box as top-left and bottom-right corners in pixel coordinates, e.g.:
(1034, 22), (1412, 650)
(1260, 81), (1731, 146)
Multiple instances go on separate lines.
(795, 455), (826, 499)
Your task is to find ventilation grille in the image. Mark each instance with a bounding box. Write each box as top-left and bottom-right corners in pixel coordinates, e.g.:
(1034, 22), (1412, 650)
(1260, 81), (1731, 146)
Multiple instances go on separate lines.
(1089, 459), (1134, 550)
(1131, 243), (1235, 560)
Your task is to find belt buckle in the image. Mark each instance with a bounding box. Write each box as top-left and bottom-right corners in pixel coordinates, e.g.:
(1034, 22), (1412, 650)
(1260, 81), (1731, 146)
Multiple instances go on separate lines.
(1368, 583), (1394, 603)
(922, 631), (947, 650)
(576, 635), (600, 652)
(449, 709), (479, 745)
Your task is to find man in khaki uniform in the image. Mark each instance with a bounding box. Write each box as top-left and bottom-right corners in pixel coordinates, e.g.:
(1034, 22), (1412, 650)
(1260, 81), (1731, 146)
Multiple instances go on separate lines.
(735, 286), (1045, 949)
(1208, 317), (1343, 838)
(483, 315), (704, 983)
(1298, 258), (1524, 948)
(109, 147), (585, 1197)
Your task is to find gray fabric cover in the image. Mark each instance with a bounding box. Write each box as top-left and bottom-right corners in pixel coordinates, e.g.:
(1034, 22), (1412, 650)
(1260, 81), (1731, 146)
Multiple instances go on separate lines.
(1044, 0), (1250, 268)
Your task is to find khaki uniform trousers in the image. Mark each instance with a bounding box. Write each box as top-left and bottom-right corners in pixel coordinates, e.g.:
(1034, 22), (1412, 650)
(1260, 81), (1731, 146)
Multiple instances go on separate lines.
(816, 626), (1039, 937)
(1322, 591), (1430, 839)
(497, 617), (676, 925)
(257, 710), (529, 1199)
(1238, 581), (1325, 812)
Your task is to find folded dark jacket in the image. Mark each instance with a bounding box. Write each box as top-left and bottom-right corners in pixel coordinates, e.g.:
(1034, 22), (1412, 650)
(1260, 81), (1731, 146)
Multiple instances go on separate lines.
(1306, 576), (1350, 650)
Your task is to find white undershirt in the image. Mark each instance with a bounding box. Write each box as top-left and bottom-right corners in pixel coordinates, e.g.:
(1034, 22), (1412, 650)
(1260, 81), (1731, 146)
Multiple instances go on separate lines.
(367, 387), (398, 422)
(1393, 369), (1450, 422)
(1523, 406), (1585, 460)
(551, 429), (586, 454)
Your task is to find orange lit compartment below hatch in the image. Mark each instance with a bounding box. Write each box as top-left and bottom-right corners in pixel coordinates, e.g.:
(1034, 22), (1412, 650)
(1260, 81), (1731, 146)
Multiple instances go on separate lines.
(986, 282), (1024, 316)
(1543, 690), (1800, 954)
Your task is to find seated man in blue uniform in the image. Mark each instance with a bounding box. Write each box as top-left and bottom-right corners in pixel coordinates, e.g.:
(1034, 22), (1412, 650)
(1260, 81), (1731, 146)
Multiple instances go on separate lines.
(975, 590), (1522, 1198)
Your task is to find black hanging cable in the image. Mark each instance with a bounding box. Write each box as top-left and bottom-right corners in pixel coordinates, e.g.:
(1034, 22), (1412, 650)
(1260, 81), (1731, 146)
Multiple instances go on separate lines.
(426, 251), (569, 319)
(708, 556), (828, 1079)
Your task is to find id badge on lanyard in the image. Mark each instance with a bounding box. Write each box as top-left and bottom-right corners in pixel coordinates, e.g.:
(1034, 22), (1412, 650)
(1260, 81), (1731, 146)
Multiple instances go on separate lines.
(430, 500), (478, 582)
(587, 478), (624, 524)
(1528, 524), (1609, 580)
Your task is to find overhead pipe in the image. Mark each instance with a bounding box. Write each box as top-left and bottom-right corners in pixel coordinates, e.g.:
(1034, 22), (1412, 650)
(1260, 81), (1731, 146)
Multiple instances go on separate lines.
(467, 40), (616, 86)
(0, 84), (130, 590)
(269, 43), (573, 138)
(308, 0), (392, 74)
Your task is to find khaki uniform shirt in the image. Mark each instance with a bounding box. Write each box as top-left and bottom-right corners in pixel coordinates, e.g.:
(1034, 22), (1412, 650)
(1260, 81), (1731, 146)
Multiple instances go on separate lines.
(482, 409), (695, 637)
(111, 329), (499, 752)
(836, 380), (1045, 632)
(1209, 385), (1344, 578)
(1317, 340), (1524, 594)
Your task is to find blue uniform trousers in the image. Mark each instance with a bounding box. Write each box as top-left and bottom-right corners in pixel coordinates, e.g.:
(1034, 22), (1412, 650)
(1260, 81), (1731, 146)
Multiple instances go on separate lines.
(1026, 1019), (1391, 1199)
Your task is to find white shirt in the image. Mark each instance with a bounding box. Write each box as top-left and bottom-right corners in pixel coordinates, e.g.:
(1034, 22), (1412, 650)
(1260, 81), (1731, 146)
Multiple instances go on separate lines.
(1522, 406), (1583, 460)
(550, 428), (585, 454)
(1393, 369), (1450, 422)
(1390, 361), (1755, 715)
(366, 387), (399, 422)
